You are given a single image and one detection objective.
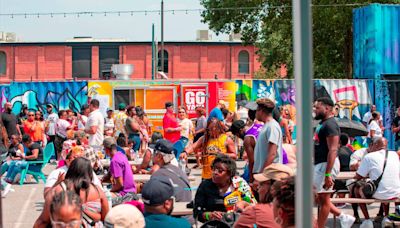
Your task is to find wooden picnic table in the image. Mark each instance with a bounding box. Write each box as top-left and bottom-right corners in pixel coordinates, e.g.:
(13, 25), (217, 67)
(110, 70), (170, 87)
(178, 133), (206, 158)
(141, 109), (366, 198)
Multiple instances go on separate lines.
(100, 159), (142, 167)
(335, 171), (356, 180)
(134, 174), (196, 183)
(171, 202), (193, 216)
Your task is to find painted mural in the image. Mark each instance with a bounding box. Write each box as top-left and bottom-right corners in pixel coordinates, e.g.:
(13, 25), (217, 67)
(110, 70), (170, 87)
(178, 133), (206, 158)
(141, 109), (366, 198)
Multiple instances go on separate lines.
(2, 79), (396, 147)
(2, 82), (88, 115)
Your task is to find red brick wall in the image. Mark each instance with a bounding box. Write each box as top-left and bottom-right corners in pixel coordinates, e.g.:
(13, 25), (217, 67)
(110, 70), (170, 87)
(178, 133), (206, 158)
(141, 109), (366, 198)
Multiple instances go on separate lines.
(0, 43), (261, 82)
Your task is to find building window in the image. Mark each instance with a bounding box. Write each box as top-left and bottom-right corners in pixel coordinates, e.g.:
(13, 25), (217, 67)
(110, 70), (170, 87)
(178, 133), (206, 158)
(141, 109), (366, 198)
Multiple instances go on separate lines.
(72, 47), (92, 78)
(0, 51), (6, 75)
(238, 50), (250, 74)
(99, 46), (119, 79)
(157, 50), (169, 73)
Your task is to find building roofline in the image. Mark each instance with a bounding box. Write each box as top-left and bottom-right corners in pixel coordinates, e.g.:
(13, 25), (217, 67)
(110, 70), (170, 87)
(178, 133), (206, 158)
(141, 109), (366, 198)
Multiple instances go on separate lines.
(0, 40), (247, 46)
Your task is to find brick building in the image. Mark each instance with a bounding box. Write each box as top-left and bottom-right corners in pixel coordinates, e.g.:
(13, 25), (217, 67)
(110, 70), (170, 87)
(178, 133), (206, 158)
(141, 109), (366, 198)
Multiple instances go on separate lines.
(0, 41), (261, 83)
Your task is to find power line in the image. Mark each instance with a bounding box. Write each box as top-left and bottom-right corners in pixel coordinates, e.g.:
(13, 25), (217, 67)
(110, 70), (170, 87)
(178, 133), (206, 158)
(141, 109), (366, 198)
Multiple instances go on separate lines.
(0, 3), (369, 18)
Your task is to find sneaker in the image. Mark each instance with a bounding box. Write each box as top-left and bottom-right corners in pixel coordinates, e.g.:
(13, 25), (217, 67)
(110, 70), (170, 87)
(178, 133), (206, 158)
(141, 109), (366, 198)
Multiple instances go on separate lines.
(338, 213), (356, 228)
(1, 183), (12, 198)
(360, 219), (373, 228)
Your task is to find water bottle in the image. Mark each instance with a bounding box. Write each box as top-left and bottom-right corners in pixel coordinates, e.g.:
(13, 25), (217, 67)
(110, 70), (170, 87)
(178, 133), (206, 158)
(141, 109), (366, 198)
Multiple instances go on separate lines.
(104, 188), (113, 209)
(179, 159), (186, 173)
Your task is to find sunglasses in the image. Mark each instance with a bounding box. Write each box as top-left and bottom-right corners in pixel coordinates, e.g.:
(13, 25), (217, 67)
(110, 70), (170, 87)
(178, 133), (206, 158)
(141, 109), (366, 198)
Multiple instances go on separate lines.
(28, 114), (34, 116)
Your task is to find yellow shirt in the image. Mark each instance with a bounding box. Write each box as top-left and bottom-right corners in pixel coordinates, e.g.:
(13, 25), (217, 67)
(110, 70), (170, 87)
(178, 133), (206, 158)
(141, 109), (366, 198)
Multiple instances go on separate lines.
(202, 134), (228, 179)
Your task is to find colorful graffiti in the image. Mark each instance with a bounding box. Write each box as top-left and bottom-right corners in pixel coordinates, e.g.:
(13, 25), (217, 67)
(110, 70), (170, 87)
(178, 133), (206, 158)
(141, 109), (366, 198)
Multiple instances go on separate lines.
(0, 79), (386, 146)
(1, 82), (88, 115)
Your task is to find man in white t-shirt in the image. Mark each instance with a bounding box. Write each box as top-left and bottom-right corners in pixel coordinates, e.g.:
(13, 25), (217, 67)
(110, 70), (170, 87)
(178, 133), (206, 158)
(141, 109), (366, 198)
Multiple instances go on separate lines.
(45, 104), (58, 143)
(363, 105), (382, 125)
(354, 137), (400, 227)
(85, 99), (104, 147)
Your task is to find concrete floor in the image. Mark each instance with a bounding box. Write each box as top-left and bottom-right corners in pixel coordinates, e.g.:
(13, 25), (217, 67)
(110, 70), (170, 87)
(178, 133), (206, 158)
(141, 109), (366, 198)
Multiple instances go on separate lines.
(1, 161), (394, 228)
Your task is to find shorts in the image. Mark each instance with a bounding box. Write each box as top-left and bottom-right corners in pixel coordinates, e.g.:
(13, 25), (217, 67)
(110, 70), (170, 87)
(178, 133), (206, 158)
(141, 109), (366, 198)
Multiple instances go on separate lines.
(313, 158), (340, 193)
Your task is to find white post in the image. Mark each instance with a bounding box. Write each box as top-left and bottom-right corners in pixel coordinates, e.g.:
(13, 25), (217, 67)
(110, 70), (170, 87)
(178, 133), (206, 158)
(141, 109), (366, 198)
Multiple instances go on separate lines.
(292, 1), (314, 228)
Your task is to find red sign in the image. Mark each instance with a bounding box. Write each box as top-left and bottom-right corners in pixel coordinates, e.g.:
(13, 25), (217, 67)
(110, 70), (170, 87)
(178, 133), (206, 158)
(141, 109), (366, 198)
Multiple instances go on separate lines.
(182, 86), (207, 119)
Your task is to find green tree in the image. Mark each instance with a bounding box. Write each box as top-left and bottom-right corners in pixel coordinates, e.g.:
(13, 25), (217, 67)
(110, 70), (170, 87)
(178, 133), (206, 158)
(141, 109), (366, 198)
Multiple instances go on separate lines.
(201, 0), (400, 79)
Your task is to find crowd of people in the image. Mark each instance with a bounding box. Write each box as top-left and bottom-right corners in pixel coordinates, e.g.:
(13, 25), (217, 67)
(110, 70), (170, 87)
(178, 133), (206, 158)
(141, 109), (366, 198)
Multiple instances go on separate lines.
(1, 95), (400, 227)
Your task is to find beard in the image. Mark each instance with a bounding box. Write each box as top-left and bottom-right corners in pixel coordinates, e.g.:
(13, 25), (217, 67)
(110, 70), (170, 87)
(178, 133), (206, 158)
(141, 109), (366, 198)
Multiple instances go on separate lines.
(314, 113), (325, 120)
(6, 107), (12, 113)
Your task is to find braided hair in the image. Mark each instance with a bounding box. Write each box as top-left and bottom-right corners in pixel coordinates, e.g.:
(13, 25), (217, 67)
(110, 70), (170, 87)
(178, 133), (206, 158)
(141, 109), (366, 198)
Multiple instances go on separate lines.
(271, 176), (295, 227)
(50, 190), (82, 219)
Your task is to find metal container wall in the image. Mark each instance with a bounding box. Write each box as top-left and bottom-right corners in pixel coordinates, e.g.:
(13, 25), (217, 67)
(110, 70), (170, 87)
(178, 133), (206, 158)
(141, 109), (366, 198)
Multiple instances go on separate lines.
(353, 4), (400, 79)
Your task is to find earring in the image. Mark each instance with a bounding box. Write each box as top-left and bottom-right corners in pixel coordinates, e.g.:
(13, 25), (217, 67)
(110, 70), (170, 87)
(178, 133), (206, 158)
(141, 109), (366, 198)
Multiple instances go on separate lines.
(274, 217), (283, 225)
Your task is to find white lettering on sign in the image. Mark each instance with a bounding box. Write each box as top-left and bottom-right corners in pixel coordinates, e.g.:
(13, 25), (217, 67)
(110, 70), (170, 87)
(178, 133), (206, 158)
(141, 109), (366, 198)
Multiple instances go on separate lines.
(185, 91), (206, 111)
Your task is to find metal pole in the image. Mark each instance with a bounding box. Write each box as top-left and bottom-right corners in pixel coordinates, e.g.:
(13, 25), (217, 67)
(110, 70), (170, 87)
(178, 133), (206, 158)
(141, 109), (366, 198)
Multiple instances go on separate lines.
(152, 23), (155, 80)
(160, 0), (164, 73)
(293, 1), (313, 228)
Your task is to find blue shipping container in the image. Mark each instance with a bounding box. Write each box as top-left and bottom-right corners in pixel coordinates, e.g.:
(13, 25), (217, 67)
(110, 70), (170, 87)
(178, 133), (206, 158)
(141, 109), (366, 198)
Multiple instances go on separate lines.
(353, 4), (400, 79)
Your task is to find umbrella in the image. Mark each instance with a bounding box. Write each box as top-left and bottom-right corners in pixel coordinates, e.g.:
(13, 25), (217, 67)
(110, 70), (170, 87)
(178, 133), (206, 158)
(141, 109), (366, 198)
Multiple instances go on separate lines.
(313, 118), (368, 137)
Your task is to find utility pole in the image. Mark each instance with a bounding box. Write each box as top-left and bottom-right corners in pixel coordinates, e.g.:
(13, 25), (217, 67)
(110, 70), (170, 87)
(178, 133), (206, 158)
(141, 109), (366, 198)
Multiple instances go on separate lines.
(160, 0), (164, 74)
(293, 0), (313, 227)
(152, 23), (155, 80)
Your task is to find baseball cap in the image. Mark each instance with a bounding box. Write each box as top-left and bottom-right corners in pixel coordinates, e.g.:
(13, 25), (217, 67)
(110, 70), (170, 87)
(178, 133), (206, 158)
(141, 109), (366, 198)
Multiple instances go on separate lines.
(230, 120), (246, 135)
(245, 101), (258, 111)
(103, 137), (116, 149)
(153, 139), (175, 163)
(104, 204), (145, 228)
(253, 163), (294, 182)
(46, 104), (53, 108)
(141, 176), (174, 206)
(154, 139), (173, 154)
(118, 103), (126, 110)
(107, 108), (113, 112)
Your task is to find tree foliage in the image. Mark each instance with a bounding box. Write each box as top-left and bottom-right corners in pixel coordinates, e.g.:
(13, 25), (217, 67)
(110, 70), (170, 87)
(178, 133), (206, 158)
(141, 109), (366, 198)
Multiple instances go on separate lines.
(201, 0), (400, 79)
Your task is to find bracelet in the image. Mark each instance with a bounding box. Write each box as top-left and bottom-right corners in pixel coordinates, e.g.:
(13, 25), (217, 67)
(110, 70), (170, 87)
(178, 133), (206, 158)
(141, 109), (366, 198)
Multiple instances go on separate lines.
(324, 173), (331, 177)
(205, 212), (210, 221)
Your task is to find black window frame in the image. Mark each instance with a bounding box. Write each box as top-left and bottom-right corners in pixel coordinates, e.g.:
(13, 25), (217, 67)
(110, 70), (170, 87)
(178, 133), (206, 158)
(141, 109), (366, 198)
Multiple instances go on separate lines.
(238, 50), (250, 74)
(72, 46), (92, 78)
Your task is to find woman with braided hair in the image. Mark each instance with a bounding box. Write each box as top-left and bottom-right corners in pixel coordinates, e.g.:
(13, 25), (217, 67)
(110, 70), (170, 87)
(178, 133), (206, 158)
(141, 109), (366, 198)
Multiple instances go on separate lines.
(50, 190), (83, 228)
(185, 118), (237, 180)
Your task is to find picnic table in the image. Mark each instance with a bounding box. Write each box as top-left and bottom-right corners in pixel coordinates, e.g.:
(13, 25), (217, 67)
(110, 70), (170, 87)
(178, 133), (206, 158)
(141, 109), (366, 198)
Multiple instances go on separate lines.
(171, 202), (193, 216)
(100, 159), (142, 167)
(134, 174), (196, 183)
(335, 171), (356, 180)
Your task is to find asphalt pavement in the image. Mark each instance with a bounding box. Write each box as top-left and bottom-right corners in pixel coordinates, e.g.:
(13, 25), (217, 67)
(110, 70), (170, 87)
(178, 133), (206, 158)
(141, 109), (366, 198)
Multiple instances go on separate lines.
(0, 161), (391, 228)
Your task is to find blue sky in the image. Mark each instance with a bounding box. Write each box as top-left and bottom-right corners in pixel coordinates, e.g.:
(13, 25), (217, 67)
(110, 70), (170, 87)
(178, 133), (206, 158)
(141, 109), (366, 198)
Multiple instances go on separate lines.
(0, 0), (228, 42)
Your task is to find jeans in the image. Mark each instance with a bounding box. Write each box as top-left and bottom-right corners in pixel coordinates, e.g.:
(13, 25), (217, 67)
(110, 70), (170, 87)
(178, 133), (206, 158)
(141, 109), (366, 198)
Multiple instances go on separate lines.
(128, 133), (141, 151)
(5, 160), (28, 183)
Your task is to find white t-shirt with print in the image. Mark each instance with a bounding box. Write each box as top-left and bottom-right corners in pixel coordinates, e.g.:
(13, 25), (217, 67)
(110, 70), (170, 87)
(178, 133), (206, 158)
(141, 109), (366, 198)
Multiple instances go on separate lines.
(357, 150), (400, 200)
(86, 109), (104, 146)
(46, 113), (59, 136)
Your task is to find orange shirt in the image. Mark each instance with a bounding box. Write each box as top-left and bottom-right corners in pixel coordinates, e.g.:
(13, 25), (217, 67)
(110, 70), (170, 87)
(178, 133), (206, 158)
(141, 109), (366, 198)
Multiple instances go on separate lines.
(23, 120), (44, 142)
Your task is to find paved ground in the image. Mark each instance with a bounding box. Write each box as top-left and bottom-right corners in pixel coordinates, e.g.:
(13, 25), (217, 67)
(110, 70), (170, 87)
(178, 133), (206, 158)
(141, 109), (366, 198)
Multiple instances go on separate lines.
(1, 161), (393, 228)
